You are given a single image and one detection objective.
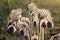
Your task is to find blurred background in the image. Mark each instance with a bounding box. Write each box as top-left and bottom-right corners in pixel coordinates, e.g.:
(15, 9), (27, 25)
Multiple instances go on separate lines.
(0, 0), (60, 40)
